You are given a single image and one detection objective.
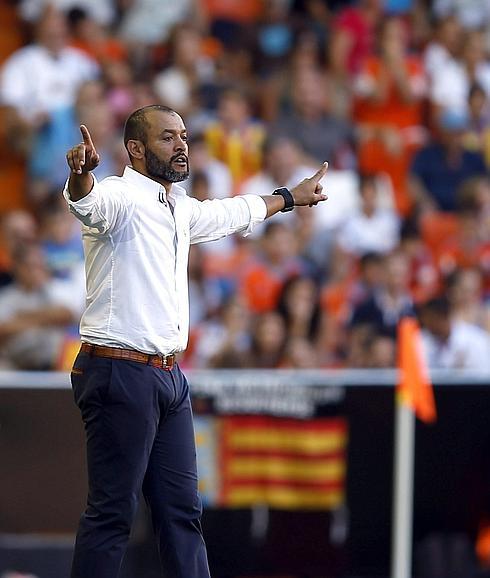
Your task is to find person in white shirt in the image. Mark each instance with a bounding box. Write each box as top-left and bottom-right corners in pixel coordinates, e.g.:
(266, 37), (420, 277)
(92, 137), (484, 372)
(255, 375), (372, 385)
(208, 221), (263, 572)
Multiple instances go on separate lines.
(64, 104), (328, 578)
(337, 173), (400, 256)
(420, 296), (490, 371)
(0, 6), (98, 128)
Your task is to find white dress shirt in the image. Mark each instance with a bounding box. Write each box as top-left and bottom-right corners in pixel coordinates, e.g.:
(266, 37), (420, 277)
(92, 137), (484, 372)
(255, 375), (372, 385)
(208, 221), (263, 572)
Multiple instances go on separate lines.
(63, 166), (267, 355)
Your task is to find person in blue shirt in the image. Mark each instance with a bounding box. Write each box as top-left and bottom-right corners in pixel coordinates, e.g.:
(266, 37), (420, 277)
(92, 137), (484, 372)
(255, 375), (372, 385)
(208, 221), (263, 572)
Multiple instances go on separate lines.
(409, 109), (488, 213)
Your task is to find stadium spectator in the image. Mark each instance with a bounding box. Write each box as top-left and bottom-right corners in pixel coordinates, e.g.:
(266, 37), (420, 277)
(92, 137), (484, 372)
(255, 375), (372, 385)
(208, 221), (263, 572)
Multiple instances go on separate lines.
(248, 0), (296, 79)
(240, 221), (307, 314)
(329, 0), (381, 77)
(0, 243), (83, 369)
(398, 218), (440, 303)
(270, 66), (356, 169)
(0, 209), (38, 287)
(349, 250), (415, 337)
(435, 187), (490, 283)
(118, 0), (204, 46)
(353, 15), (428, 214)
(38, 196), (84, 281)
(419, 296), (490, 370)
(241, 136), (315, 196)
(103, 60), (137, 126)
(0, 6), (98, 143)
(409, 108), (488, 213)
(293, 203), (335, 280)
(185, 133), (233, 200)
(447, 267), (490, 333)
(248, 311), (287, 368)
(153, 24), (216, 119)
(318, 245), (360, 364)
(202, 0), (263, 48)
(187, 243), (236, 328)
(192, 295), (251, 368)
(423, 15), (462, 86)
(0, 6), (99, 204)
(280, 335), (321, 368)
(462, 83), (490, 167)
(276, 275), (321, 343)
(337, 173), (400, 256)
(367, 333), (396, 368)
(205, 87), (265, 191)
(430, 29), (490, 118)
(68, 7), (127, 65)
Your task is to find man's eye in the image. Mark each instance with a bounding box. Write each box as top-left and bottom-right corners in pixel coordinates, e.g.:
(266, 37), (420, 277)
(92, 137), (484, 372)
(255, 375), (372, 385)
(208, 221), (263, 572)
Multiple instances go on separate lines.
(163, 136), (172, 142)
(181, 135), (188, 141)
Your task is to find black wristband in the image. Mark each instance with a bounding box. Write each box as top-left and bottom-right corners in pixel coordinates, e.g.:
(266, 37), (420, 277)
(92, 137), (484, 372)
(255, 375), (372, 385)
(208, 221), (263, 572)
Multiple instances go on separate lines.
(272, 187), (295, 212)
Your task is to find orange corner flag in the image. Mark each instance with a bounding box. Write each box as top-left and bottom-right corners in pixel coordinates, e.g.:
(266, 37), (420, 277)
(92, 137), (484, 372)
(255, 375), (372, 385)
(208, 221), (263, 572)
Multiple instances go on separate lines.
(397, 317), (437, 423)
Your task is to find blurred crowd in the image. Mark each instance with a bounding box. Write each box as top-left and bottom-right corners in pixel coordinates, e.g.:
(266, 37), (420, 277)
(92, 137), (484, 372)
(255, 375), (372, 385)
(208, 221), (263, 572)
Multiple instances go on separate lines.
(0, 0), (490, 371)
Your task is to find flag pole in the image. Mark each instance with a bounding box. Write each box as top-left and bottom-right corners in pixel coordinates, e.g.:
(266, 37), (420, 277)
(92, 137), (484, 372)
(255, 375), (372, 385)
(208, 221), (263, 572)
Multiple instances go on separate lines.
(390, 395), (416, 578)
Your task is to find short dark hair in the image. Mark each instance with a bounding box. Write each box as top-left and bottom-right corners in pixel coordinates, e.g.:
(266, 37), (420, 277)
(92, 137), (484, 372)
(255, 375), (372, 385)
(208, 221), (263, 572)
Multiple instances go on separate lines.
(419, 296), (450, 318)
(123, 105), (177, 149)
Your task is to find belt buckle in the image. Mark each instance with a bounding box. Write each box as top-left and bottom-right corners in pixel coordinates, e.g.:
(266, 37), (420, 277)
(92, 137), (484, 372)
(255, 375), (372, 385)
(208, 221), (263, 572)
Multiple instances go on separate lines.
(158, 353), (170, 370)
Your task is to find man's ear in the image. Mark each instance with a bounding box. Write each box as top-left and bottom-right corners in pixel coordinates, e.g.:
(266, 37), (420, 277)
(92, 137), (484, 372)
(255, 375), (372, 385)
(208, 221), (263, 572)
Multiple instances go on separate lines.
(126, 139), (145, 160)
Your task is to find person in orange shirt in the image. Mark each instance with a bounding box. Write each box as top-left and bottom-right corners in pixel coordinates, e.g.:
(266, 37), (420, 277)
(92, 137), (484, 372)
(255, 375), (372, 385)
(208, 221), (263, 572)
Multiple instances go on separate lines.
(202, 0), (263, 47)
(353, 16), (428, 215)
(68, 8), (127, 65)
(240, 221), (306, 314)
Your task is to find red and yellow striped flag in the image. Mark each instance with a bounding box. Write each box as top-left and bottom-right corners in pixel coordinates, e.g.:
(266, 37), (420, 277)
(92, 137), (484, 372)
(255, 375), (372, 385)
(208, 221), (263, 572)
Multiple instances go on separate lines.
(218, 416), (348, 510)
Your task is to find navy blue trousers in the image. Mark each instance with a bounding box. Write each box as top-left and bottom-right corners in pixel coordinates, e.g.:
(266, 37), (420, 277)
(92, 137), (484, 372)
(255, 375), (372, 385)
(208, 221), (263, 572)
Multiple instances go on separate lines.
(70, 351), (210, 578)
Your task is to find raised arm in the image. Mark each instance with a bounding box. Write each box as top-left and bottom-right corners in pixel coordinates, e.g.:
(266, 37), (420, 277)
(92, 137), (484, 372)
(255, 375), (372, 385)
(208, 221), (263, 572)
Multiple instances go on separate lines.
(66, 125), (100, 201)
(63, 125), (130, 234)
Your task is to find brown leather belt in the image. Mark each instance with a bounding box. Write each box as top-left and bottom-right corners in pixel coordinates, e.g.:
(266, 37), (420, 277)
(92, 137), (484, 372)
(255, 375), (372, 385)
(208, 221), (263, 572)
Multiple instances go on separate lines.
(80, 343), (175, 370)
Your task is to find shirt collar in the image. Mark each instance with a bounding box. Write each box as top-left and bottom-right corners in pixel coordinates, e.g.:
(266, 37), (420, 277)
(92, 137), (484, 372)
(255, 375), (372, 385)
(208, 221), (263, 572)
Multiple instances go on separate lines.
(123, 166), (188, 202)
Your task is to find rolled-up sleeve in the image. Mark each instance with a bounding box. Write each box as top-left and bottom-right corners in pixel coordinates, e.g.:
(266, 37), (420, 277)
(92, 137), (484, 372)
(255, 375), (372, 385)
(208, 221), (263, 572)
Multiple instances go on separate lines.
(63, 176), (132, 235)
(188, 194), (267, 244)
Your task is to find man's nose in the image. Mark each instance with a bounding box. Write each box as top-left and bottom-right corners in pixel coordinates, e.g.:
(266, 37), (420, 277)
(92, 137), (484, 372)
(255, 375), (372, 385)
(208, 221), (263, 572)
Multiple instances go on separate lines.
(174, 136), (187, 151)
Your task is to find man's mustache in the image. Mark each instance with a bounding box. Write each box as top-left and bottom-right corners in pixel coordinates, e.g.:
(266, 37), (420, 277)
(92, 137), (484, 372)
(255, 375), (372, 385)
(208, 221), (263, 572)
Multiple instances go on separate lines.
(171, 153), (188, 163)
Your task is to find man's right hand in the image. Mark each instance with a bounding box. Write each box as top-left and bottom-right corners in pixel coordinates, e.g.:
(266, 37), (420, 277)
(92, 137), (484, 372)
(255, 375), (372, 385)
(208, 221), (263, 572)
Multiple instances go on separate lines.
(66, 125), (100, 175)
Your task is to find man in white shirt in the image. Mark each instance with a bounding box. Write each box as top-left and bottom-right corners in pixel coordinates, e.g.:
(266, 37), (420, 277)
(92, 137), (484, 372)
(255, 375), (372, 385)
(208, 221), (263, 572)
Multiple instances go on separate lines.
(64, 104), (328, 578)
(420, 296), (490, 371)
(0, 6), (98, 128)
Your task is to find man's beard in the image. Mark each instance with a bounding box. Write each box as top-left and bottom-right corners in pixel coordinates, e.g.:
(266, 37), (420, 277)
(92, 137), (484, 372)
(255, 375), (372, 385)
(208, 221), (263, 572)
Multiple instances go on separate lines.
(145, 147), (189, 183)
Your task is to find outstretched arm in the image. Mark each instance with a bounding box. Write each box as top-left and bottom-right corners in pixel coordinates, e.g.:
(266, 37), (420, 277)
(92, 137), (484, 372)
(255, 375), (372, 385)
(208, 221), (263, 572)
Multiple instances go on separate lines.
(189, 161), (329, 244)
(66, 125), (100, 201)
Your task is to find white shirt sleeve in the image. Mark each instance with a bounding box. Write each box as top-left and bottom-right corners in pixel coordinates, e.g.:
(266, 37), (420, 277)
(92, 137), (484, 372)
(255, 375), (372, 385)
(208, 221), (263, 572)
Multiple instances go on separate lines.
(63, 175), (133, 235)
(188, 194), (267, 245)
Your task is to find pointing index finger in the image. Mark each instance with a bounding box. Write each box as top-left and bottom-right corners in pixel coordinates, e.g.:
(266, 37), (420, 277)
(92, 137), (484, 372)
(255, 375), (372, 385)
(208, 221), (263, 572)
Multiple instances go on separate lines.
(80, 124), (94, 147)
(310, 161), (329, 183)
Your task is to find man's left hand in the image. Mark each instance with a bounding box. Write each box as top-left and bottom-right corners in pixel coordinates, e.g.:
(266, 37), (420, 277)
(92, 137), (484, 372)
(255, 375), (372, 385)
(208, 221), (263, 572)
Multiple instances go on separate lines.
(291, 162), (329, 207)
